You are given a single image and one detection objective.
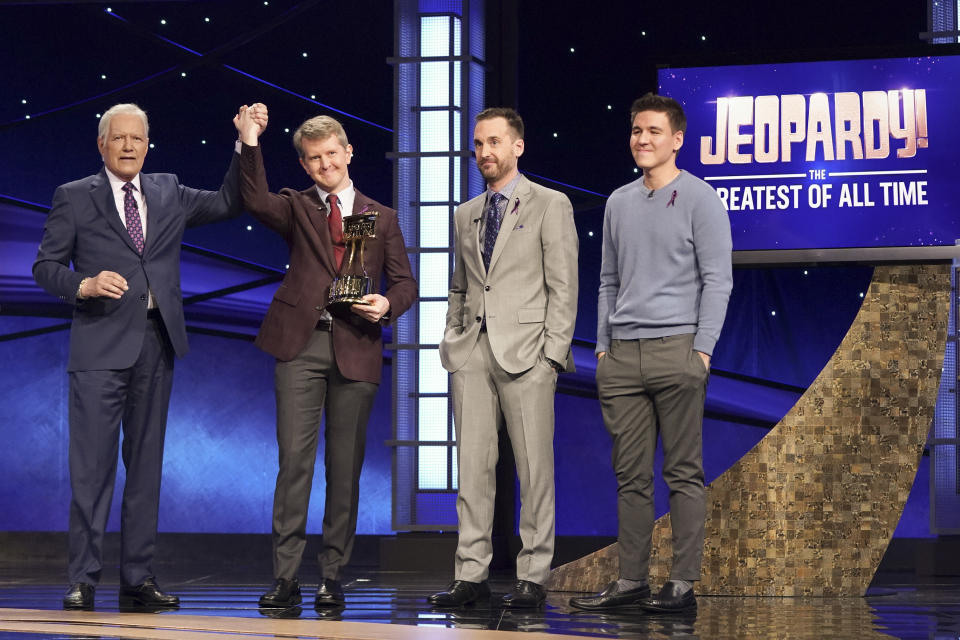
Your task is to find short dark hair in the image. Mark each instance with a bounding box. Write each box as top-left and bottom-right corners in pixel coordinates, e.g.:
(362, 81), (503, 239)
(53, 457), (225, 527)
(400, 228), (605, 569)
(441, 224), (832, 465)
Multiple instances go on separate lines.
(629, 93), (686, 134)
(475, 107), (524, 140)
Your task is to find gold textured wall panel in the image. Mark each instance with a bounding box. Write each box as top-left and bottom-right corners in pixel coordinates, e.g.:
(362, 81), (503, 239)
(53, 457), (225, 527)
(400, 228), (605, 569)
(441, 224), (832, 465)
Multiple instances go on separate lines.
(548, 264), (950, 596)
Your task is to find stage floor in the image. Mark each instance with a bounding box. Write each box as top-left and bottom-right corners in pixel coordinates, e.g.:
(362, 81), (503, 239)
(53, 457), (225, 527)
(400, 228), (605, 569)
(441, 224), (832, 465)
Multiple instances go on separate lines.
(0, 568), (958, 639)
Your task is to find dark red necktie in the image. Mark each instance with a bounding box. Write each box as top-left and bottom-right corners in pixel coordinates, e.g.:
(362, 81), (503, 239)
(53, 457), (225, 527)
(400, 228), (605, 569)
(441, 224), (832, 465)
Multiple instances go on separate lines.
(328, 194), (345, 268)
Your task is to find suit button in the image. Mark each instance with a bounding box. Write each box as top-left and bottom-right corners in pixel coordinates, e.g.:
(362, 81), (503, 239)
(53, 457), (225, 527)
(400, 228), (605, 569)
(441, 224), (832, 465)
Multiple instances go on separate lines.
(139, 294), (146, 301)
(484, 285), (490, 291)
(475, 316), (482, 323)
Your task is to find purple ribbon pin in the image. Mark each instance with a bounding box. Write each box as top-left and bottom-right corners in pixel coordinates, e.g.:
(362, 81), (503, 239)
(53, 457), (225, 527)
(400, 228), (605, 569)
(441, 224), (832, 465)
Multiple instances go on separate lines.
(667, 190), (678, 207)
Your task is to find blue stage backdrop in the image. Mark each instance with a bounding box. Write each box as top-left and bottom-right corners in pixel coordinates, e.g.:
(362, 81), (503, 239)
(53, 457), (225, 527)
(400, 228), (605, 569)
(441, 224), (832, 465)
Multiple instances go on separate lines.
(0, 321), (397, 536)
(2, 195), (930, 538)
(0, 3), (940, 543)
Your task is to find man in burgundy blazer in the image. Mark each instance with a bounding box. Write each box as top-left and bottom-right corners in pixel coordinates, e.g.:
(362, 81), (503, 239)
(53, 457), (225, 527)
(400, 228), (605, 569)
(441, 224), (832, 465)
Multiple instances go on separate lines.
(234, 105), (416, 609)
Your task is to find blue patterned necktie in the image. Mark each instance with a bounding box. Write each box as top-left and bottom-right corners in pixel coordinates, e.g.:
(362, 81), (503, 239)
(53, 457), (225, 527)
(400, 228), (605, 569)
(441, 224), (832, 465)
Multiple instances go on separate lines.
(482, 192), (506, 271)
(122, 182), (144, 253)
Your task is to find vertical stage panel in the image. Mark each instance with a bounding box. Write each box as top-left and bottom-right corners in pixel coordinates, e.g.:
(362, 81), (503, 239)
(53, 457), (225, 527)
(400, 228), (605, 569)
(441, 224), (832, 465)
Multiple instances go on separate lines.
(548, 264), (950, 596)
(389, 0), (485, 531)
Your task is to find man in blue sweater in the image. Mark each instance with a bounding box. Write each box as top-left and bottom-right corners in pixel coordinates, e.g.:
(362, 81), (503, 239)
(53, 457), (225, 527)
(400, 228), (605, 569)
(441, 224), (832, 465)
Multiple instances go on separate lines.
(570, 93), (732, 613)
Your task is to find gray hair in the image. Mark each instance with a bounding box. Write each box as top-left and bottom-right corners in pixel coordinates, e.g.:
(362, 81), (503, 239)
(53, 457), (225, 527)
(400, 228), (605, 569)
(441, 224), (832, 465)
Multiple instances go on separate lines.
(292, 115), (349, 157)
(98, 103), (149, 139)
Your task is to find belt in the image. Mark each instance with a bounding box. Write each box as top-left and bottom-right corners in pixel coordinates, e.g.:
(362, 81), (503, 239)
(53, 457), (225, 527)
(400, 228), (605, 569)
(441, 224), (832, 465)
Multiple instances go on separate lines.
(316, 318), (332, 332)
(146, 308), (162, 320)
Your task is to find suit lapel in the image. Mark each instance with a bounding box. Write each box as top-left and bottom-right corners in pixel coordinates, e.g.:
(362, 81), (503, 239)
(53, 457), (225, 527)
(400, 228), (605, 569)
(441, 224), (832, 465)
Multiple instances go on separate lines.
(487, 175), (531, 273)
(90, 169), (140, 255)
(353, 190), (376, 215)
(303, 186), (338, 275)
(462, 197), (486, 277)
(139, 173), (162, 255)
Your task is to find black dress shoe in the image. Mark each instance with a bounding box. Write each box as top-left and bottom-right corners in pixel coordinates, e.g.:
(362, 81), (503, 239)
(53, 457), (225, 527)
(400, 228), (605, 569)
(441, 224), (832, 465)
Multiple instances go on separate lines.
(314, 578), (344, 607)
(119, 578), (180, 607)
(259, 578), (302, 607)
(63, 583), (95, 610)
(314, 604), (345, 620)
(569, 580), (651, 610)
(639, 580), (696, 613)
(258, 605), (304, 619)
(501, 580), (546, 608)
(427, 580), (491, 607)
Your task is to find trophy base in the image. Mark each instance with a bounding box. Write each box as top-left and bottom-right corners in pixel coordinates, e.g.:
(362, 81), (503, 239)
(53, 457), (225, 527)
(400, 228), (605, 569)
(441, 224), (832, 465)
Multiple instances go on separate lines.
(328, 297), (371, 306)
(329, 275), (372, 307)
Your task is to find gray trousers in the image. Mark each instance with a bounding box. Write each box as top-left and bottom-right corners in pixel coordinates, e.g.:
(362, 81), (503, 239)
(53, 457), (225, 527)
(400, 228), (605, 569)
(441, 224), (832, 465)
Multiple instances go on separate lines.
(451, 332), (558, 585)
(271, 328), (378, 581)
(597, 334), (708, 582)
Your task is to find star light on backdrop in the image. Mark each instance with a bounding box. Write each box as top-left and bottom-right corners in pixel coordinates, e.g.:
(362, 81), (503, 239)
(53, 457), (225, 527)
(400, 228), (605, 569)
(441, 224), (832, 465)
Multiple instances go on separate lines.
(2, 1), (402, 275)
(4, 2), (610, 222)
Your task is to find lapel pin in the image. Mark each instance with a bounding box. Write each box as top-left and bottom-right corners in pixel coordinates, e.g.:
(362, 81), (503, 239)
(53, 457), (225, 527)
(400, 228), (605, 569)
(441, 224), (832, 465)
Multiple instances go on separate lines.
(667, 190), (678, 207)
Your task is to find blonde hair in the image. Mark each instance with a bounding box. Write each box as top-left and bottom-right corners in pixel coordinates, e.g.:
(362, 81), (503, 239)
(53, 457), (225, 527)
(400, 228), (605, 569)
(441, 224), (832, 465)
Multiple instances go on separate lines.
(293, 115), (349, 157)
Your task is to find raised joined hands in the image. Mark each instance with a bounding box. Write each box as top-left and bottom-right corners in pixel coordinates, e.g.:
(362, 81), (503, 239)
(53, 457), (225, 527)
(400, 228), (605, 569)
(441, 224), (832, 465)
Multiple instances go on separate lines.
(233, 102), (269, 145)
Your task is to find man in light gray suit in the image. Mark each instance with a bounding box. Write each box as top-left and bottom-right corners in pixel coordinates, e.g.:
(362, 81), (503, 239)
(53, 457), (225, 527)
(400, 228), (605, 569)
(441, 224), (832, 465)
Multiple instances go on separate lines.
(427, 108), (578, 609)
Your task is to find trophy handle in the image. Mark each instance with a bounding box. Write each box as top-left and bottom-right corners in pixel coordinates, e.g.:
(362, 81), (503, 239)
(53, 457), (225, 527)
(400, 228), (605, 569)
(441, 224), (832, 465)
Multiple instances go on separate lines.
(346, 239), (357, 271)
(360, 237), (368, 277)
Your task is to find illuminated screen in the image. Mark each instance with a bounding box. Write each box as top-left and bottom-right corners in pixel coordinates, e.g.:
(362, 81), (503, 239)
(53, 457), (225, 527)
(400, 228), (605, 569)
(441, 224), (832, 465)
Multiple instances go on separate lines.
(659, 55), (960, 254)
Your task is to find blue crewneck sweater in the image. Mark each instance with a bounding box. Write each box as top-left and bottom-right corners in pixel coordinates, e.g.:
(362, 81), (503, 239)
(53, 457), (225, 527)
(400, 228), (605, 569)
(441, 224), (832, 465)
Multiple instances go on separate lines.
(596, 170), (733, 356)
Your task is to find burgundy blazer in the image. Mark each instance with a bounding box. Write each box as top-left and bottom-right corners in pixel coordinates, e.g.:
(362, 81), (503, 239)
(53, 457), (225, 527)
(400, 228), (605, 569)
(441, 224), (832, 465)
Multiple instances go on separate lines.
(239, 144), (416, 384)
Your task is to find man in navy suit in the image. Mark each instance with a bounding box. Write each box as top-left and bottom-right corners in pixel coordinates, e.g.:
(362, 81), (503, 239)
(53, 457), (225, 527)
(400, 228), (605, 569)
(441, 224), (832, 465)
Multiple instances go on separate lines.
(33, 103), (260, 610)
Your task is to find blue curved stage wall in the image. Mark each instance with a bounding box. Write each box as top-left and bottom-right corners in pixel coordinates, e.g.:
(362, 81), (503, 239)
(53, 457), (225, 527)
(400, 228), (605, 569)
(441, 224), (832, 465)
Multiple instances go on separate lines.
(1, 220), (930, 539)
(0, 320), (396, 535)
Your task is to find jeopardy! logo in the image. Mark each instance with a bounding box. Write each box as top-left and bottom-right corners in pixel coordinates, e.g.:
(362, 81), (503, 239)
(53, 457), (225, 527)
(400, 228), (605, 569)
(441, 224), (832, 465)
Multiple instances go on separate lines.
(700, 90), (928, 164)
(699, 90), (930, 212)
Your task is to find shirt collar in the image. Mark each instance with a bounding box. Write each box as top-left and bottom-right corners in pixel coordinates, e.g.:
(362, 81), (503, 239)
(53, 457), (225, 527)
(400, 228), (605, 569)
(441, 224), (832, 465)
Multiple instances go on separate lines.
(315, 180), (355, 208)
(486, 172), (522, 203)
(104, 166), (142, 193)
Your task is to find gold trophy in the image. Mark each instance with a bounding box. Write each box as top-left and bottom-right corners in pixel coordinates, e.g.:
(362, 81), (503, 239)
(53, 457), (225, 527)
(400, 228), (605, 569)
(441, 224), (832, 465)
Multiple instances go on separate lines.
(328, 210), (380, 307)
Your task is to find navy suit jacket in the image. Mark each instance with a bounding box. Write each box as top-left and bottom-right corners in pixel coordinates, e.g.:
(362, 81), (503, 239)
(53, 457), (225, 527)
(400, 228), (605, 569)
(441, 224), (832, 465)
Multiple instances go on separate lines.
(33, 154), (243, 372)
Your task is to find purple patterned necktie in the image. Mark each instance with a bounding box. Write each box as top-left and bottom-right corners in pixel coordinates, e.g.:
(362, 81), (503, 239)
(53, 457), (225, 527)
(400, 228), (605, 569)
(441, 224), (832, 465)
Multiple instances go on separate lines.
(482, 192), (506, 271)
(122, 182), (144, 253)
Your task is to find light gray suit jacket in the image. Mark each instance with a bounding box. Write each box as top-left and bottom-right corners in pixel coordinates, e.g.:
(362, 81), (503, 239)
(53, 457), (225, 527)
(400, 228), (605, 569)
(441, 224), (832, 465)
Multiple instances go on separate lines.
(440, 174), (578, 375)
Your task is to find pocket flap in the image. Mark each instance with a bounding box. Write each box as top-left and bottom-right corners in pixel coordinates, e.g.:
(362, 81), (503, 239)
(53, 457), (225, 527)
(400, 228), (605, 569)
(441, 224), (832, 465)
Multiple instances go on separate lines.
(517, 307), (546, 323)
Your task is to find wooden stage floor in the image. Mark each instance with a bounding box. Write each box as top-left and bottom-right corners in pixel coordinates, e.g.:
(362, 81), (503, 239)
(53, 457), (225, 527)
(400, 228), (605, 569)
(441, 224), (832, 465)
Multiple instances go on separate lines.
(1, 568), (958, 639)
